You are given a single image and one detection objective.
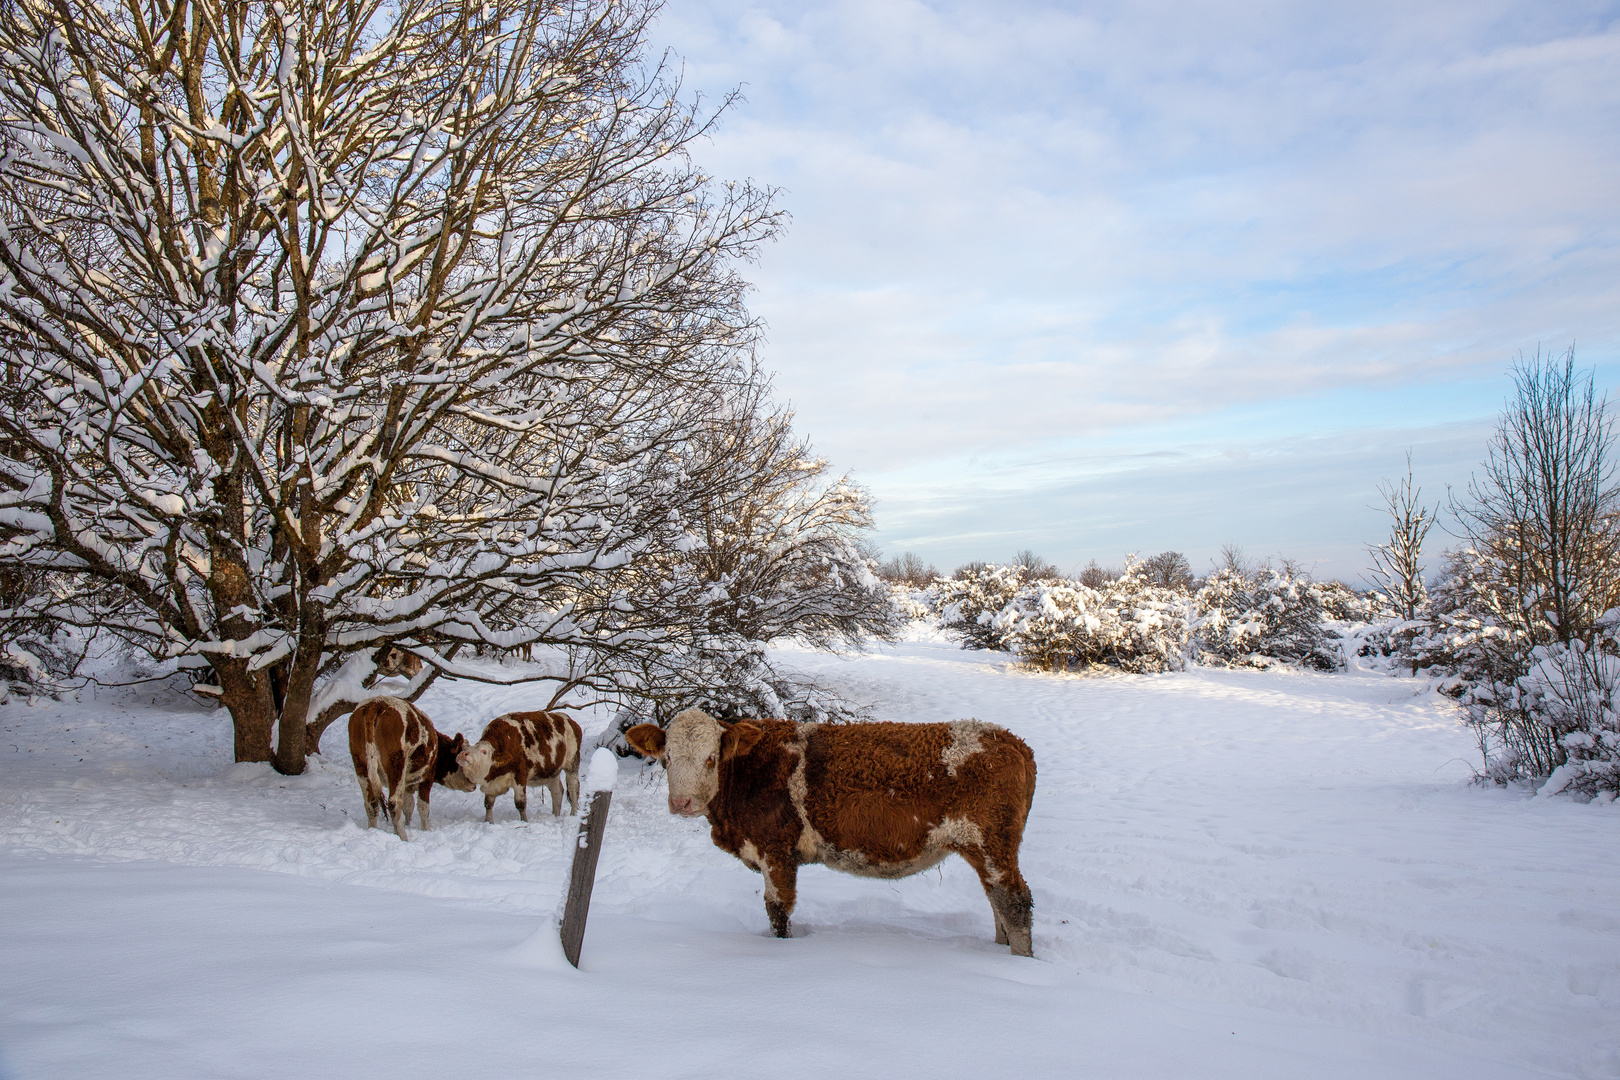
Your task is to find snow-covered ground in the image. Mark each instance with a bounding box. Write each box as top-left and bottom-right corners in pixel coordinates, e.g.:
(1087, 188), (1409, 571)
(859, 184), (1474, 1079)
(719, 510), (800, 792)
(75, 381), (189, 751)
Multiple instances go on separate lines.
(3, 633), (1617, 1079)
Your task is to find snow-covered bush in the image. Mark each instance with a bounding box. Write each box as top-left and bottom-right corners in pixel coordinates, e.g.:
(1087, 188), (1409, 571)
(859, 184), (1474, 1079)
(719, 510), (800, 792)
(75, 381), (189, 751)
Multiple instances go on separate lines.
(1101, 563), (1194, 673)
(986, 579), (1106, 670)
(1513, 629), (1620, 799)
(937, 565), (1027, 651)
(0, 570), (81, 700)
(1193, 569), (1340, 671)
(1424, 546), (1620, 794)
(946, 558), (1191, 673)
(889, 584), (936, 622)
(1316, 581), (1378, 623)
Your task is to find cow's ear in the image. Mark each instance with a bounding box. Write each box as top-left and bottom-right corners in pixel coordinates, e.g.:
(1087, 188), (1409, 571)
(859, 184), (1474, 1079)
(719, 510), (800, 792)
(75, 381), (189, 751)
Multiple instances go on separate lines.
(722, 722), (764, 759)
(625, 724), (667, 760)
(451, 733), (466, 752)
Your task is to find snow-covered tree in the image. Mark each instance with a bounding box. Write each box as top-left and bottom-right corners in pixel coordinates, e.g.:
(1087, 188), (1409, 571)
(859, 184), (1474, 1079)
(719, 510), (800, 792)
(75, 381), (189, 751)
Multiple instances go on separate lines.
(1367, 452), (1434, 625)
(599, 385), (899, 731)
(1436, 351), (1620, 783)
(0, 0), (781, 771)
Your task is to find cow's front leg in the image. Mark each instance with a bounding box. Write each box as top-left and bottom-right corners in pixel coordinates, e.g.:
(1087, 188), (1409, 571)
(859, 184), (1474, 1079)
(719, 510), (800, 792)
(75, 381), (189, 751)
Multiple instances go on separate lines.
(512, 780), (528, 822)
(761, 856), (799, 939)
(546, 775), (564, 816)
(483, 791), (498, 823)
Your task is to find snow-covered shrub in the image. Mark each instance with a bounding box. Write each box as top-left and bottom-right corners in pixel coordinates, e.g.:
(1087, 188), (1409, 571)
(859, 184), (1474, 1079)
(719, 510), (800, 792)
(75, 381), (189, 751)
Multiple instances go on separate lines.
(959, 559), (1191, 673)
(937, 565), (1027, 651)
(987, 579), (1106, 669)
(888, 584), (936, 622)
(1315, 581), (1377, 623)
(1429, 545), (1620, 793)
(1101, 563), (1193, 673)
(1514, 630), (1620, 799)
(0, 570), (81, 700)
(1193, 568), (1340, 670)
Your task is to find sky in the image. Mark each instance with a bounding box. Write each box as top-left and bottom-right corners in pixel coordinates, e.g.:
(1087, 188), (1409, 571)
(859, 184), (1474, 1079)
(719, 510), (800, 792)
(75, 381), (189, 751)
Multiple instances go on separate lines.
(650, 0), (1620, 581)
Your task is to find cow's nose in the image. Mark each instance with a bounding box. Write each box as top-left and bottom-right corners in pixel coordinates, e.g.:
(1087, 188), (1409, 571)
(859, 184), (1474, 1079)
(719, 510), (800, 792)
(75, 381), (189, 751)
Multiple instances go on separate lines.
(668, 796), (692, 815)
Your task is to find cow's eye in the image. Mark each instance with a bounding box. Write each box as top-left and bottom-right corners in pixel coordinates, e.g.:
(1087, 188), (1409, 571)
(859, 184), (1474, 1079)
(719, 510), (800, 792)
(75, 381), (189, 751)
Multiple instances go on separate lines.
(705, 754), (715, 769)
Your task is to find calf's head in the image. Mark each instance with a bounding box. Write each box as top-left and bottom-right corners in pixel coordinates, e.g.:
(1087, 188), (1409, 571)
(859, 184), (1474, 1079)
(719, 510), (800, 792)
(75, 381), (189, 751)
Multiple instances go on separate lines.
(625, 709), (764, 817)
(455, 740), (497, 786)
(372, 646), (424, 679)
(436, 732), (475, 790)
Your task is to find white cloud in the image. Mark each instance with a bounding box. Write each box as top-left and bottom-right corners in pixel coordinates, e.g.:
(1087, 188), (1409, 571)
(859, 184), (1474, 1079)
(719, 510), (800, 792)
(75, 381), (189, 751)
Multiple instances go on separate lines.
(652, 0), (1620, 561)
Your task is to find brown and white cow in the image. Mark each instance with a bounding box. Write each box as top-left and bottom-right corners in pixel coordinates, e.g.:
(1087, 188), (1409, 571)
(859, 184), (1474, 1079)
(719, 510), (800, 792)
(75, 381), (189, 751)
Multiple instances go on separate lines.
(347, 697), (471, 841)
(364, 646), (424, 687)
(626, 710), (1038, 956)
(455, 711), (583, 822)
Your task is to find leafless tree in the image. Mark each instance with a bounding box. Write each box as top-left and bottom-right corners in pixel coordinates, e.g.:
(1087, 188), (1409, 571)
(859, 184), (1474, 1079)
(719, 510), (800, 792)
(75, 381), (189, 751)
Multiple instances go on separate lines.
(1446, 348), (1620, 778)
(0, 0), (782, 772)
(1214, 543), (1250, 578)
(876, 552), (939, 587)
(1140, 551), (1194, 592)
(1077, 560), (1115, 589)
(1011, 550), (1060, 581)
(1454, 348), (1620, 647)
(1367, 451), (1435, 621)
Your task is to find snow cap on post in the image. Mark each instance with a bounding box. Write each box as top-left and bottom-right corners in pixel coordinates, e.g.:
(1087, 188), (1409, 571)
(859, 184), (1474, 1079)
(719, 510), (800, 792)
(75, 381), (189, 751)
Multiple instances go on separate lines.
(586, 747), (619, 793)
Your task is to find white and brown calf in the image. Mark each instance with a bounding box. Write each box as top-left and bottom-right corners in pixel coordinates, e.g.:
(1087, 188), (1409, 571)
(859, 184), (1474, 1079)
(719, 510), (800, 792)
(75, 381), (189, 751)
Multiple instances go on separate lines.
(455, 710), (583, 822)
(627, 709), (1038, 956)
(347, 697), (471, 841)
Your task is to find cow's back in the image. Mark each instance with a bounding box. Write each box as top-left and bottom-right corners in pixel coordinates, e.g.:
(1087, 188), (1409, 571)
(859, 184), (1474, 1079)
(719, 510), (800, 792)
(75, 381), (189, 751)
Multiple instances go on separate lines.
(796, 720), (1036, 875)
(508, 710), (580, 778)
(348, 698), (437, 789)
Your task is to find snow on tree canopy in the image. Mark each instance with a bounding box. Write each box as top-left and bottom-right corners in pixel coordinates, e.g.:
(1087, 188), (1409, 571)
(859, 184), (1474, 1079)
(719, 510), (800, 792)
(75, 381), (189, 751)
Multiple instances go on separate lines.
(0, 0), (812, 774)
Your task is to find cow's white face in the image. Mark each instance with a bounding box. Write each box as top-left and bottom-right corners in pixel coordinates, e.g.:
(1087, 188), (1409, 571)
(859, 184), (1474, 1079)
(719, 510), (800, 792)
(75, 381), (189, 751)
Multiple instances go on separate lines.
(626, 709), (762, 817)
(456, 740), (496, 786)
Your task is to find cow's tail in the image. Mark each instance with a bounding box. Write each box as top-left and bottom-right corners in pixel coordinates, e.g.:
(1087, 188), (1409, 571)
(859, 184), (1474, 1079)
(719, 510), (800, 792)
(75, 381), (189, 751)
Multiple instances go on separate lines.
(365, 740), (390, 822)
(1018, 740), (1037, 823)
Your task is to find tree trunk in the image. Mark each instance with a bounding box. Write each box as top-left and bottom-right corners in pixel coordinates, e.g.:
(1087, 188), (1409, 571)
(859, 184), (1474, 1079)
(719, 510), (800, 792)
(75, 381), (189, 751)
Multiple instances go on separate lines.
(215, 659), (276, 763)
(271, 621), (325, 775)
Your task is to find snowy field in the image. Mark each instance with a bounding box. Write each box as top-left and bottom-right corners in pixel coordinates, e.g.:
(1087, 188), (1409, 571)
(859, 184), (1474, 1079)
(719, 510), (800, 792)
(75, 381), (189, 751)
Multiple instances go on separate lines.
(3, 632), (1618, 1079)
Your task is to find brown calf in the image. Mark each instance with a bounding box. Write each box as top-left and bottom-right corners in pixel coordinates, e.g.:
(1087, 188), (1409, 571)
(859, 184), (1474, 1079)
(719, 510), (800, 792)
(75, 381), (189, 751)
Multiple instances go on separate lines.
(627, 710), (1038, 956)
(455, 710), (582, 822)
(347, 697), (471, 841)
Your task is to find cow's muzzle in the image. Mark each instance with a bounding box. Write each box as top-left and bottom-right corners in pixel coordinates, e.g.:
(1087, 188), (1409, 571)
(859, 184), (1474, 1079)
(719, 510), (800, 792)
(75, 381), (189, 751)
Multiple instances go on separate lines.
(668, 796), (702, 816)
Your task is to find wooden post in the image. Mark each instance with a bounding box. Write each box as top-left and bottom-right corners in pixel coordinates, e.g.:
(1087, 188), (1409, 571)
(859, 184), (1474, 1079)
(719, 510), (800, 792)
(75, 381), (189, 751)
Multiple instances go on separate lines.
(559, 788), (612, 968)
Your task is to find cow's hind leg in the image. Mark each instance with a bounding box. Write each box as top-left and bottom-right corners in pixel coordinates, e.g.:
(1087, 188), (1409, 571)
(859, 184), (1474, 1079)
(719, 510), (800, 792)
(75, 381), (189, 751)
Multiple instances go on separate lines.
(957, 848), (1033, 957)
(387, 786), (411, 841)
(359, 779), (383, 829)
(546, 774), (564, 816)
(761, 856), (799, 939)
(564, 765), (580, 815)
(416, 786), (432, 832)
